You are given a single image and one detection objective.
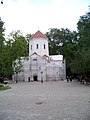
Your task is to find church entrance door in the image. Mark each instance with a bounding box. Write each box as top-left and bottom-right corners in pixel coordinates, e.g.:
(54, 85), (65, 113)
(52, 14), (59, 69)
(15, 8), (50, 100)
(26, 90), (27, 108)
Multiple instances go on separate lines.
(33, 75), (38, 81)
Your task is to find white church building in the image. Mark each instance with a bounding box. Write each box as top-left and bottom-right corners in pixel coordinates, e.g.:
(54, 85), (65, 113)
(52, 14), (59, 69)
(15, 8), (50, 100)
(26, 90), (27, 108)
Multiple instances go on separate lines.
(12, 30), (66, 82)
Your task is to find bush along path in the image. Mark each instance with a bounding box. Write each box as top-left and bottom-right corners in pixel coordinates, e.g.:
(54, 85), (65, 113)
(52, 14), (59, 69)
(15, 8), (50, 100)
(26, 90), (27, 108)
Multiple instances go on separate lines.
(0, 83), (11, 92)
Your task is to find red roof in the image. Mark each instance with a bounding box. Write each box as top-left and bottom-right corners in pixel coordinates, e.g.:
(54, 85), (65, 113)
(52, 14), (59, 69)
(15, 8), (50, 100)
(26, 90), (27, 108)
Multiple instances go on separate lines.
(31, 30), (48, 39)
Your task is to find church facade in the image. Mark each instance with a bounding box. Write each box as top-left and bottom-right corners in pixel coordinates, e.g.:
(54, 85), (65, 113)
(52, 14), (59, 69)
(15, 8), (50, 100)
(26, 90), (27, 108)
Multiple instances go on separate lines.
(12, 30), (66, 82)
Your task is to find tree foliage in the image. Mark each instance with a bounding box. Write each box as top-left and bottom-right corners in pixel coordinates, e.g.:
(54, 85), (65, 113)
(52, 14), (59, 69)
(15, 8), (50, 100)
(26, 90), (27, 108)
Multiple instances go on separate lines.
(46, 7), (90, 78)
(0, 18), (5, 77)
(46, 28), (78, 75)
(10, 31), (28, 60)
(71, 8), (90, 77)
(8, 31), (29, 75)
(0, 20), (28, 79)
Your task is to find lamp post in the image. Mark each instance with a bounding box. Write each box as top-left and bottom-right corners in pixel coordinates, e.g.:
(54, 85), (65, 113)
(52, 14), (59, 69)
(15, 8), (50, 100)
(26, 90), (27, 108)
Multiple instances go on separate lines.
(41, 71), (43, 83)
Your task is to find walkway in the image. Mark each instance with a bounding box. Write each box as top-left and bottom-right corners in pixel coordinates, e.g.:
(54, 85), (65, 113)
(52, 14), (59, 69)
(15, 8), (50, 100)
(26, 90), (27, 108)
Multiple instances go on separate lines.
(0, 80), (90, 120)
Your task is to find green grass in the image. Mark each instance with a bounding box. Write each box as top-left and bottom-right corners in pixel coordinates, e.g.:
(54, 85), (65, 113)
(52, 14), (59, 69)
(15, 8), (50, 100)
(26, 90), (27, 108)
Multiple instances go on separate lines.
(0, 83), (11, 92)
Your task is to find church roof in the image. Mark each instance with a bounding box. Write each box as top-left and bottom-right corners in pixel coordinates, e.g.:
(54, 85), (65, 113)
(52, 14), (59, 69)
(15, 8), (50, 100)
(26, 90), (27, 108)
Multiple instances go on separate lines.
(50, 55), (63, 60)
(30, 30), (48, 39)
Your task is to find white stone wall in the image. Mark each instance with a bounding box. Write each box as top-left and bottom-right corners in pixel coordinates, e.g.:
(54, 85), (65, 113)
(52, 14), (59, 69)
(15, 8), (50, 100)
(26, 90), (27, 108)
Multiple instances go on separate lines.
(46, 60), (64, 81)
(23, 58), (30, 81)
(12, 32), (66, 82)
(12, 57), (30, 82)
(29, 53), (47, 82)
(29, 38), (49, 57)
(12, 54), (66, 82)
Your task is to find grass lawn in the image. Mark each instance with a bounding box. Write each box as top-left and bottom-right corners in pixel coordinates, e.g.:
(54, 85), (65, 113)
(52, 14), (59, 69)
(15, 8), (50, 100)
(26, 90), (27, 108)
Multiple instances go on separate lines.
(0, 83), (11, 92)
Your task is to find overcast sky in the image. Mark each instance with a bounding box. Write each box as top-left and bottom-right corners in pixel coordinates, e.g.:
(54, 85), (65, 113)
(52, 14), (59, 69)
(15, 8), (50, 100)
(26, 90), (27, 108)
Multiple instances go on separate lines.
(0, 0), (89, 36)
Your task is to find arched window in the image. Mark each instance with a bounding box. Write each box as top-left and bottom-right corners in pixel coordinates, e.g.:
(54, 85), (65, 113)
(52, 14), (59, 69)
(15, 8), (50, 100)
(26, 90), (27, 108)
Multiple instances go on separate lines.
(36, 44), (38, 49)
(31, 45), (32, 50)
(44, 44), (45, 49)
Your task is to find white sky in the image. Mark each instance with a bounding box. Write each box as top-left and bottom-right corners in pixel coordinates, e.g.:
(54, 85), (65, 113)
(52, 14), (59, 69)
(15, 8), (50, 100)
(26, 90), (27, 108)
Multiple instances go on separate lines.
(0, 0), (89, 36)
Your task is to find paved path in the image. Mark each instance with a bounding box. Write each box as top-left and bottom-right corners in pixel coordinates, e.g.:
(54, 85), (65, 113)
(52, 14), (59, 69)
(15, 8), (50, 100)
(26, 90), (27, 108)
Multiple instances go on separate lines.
(0, 80), (90, 120)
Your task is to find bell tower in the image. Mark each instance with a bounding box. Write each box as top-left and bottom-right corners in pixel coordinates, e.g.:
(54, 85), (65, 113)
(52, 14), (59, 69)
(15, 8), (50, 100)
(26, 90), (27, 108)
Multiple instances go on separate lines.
(29, 30), (49, 57)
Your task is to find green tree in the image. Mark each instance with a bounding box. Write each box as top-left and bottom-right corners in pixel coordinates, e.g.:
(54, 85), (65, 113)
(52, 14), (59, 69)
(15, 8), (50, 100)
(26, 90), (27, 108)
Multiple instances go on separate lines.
(0, 27), (29, 79)
(25, 33), (31, 44)
(46, 28), (77, 75)
(1, 40), (14, 78)
(77, 8), (90, 49)
(11, 32), (28, 60)
(46, 28), (61, 55)
(10, 31), (29, 75)
(0, 18), (5, 77)
(71, 7), (90, 78)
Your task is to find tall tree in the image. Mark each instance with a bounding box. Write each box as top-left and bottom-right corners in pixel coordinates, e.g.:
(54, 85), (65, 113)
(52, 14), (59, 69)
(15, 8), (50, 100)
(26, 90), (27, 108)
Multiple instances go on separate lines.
(1, 40), (13, 78)
(0, 18), (5, 77)
(10, 31), (29, 75)
(46, 28), (77, 75)
(71, 7), (90, 78)
(77, 8), (90, 49)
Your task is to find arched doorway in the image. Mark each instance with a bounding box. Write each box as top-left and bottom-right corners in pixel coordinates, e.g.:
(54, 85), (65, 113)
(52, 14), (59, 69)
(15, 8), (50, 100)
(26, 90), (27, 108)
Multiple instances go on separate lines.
(33, 75), (38, 81)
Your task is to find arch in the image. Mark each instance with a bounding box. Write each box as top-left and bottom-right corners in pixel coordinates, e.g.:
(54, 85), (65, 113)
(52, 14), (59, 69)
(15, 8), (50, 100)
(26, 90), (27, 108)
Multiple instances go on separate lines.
(33, 75), (38, 81)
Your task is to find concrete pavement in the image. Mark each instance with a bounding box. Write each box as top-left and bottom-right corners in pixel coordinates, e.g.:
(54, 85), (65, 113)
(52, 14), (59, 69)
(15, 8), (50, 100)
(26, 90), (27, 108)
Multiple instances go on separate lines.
(0, 80), (90, 120)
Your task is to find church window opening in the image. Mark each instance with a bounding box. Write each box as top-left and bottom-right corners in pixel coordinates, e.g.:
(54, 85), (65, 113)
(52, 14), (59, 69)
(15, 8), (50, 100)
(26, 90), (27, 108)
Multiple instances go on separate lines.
(44, 44), (45, 49)
(31, 45), (32, 50)
(33, 59), (37, 61)
(36, 44), (38, 49)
